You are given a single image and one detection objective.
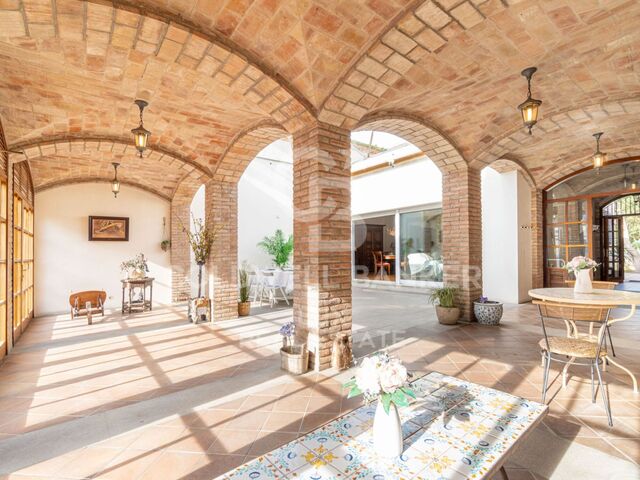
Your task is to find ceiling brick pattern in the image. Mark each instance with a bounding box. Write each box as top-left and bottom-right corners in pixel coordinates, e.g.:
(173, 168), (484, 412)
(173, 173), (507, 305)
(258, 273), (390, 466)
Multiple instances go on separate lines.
(319, 0), (497, 128)
(356, 111), (466, 173)
(213, 122), (289, 182)
(126, 0), (416, 108)
(15, 138), (210, 200)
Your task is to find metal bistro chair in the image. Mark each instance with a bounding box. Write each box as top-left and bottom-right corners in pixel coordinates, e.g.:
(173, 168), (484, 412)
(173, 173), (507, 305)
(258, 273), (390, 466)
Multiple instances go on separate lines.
(535, 300), (614, 426)
(565, 280), (618, 357)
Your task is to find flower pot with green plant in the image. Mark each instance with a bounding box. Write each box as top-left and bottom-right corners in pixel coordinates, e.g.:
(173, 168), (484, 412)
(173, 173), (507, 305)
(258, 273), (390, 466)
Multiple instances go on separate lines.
(258, 229), (293, 269)
(238, 264), (251, 316)
(428, 285), (460, 325)
(160, 239), (171, 252)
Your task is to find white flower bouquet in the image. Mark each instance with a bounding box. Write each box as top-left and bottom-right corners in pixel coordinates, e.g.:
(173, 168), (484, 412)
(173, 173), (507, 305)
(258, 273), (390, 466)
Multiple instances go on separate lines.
(565, 256), (598, 275)
(344, 352), (415, 414)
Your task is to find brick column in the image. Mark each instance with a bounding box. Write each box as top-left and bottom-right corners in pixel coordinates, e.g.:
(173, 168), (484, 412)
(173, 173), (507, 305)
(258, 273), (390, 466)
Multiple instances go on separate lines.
(531, 189), (544, 288)
(442, 166), (482, 321)
(170, 199), (191, 302)
(205, 179), (238, 321)
(293, 122), (351, 371)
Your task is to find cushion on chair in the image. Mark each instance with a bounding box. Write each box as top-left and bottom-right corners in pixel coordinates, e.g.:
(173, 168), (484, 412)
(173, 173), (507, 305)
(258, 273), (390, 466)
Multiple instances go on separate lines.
(539, 337), (607, 358)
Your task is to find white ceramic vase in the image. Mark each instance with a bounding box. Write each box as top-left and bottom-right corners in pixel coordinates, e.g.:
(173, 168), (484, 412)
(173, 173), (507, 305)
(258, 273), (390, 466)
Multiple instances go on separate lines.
(574, 269), (593, 294)
(373, 399), (403, 457)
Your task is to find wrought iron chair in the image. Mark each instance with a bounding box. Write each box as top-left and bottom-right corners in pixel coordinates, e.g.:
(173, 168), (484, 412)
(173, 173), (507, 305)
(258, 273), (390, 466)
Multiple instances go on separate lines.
(534, 300), (614, 426)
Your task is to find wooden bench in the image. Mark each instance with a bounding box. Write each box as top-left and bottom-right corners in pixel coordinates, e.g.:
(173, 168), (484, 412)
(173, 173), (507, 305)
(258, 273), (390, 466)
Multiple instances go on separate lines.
(69, 291), (106, 325)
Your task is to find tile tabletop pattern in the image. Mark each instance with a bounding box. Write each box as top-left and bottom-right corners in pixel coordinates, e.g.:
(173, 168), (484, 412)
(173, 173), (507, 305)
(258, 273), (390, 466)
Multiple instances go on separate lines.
(219, 372), (548, 479)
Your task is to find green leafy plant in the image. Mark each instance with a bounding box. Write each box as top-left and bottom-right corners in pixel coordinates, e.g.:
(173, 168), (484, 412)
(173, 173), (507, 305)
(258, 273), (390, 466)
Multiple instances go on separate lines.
(239, 264), (250, 303)
(258, 229), (293, 268)
(428, 285), (459, 308)
(160, 239), (171, 252)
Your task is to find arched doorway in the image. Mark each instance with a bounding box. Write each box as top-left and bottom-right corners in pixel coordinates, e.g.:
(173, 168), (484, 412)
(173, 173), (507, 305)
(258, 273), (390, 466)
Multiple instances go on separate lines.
(544, 159), (640, 287)
(600, 194), (640, 285)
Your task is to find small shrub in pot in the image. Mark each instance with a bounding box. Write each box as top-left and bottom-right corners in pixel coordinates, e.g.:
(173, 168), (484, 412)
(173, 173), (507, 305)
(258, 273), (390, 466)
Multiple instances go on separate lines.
(428, 285), (460, 325)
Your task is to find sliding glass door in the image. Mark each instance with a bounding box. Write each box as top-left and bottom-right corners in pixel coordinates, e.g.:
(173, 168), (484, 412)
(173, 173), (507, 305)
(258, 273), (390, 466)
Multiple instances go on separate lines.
(352, 206), (443, 286)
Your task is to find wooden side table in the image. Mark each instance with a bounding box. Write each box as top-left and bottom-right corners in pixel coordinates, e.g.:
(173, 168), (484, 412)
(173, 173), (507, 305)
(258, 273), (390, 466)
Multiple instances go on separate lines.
(121, 277), (154, 314)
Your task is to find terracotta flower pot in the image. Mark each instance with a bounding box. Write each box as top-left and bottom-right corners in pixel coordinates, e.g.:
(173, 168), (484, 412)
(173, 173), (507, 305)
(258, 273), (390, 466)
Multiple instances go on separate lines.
(238, 301), (251, 316)
(435, 305), (459, 325)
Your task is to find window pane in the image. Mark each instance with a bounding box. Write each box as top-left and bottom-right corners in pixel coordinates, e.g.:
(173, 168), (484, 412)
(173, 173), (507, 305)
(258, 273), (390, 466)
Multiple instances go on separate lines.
(546, 202), (565, 224)
(568, 246), (588, 260)
(567, 200), (587, 222)
(567, 224), (588, 245)
(399, 209), (443, 282)
(546, 226), (566, 246)
(546, 246), (566, 268)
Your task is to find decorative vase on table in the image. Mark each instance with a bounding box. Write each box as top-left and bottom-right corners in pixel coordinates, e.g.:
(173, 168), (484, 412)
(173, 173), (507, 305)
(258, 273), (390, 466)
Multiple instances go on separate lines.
(130, 268), (146, 280)
(574, 269), (593, 293)
(373, 399), (403, 457)
(343, 352), (415, 458)
(565, 256), (598, 294)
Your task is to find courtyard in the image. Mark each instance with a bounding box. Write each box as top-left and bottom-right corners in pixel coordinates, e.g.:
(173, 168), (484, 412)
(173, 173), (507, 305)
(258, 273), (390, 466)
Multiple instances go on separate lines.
(0, 289), (638, 478)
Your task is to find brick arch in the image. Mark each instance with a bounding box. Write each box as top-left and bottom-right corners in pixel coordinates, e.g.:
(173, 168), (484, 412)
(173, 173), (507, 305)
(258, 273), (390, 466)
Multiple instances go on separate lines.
(540, 145), (640, 190)
(37, 177), (170, 201)
(1, 0), (314, 135)
(355, 111), (480, 320)
(318, 0), (498, 129)
(13, 137), (210, 201)
(355, 111), (467, 172)
(11, 137), (212, 178)
(212, 121), (290, 182)
(483, 157), (536, 190)
(469, 98), (640, 186)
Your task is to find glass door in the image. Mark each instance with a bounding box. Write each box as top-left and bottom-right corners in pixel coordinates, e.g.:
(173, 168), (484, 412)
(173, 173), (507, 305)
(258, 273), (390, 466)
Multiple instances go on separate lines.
(603, 215), (624, 282)
(21, 206), (33, 323)
(399, 208), (443, 285)
(12, 194), (22, 335)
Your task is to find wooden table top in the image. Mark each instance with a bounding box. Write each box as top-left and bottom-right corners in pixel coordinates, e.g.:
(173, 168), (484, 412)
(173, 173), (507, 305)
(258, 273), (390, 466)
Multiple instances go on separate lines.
(529, 287), (640, 306)
(121, 277), (154, 285)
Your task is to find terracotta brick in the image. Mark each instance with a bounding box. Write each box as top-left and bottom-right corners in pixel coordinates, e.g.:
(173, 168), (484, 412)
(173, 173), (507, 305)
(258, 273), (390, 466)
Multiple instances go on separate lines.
(293, 122), (351, 370)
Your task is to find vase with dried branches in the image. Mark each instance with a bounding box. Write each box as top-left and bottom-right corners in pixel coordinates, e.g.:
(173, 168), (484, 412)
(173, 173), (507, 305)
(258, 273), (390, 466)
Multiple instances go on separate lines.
(184, 215), (222, 298)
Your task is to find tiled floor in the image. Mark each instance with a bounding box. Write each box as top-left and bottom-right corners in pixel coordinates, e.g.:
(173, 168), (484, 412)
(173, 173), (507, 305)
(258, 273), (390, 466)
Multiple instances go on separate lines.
(0, 289), (638, 479)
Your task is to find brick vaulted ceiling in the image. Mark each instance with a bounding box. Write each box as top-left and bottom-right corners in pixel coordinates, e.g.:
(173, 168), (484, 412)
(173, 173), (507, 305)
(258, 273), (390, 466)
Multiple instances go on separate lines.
(0, 0), (639, 196)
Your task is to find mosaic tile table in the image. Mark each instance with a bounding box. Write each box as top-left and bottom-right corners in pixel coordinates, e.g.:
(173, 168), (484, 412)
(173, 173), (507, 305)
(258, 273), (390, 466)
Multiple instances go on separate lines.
(218, 372), (548, 479)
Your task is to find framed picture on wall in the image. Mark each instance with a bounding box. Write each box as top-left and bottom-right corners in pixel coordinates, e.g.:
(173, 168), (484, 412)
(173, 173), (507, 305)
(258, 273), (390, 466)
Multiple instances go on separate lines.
(88, 216), (129, 241)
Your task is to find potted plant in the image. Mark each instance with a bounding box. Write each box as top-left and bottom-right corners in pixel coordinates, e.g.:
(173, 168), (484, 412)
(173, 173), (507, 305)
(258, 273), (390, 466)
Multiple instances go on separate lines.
(279, 322), (308, 374)
(120, 253), (149, 280)
(428, 285), (460, 325)
(474, 296), (503, 325)
(160, 239), (171, 252)
(258, 229), (293, 269)
(344, 352), (415, 457)
(238, 265), (251, 316)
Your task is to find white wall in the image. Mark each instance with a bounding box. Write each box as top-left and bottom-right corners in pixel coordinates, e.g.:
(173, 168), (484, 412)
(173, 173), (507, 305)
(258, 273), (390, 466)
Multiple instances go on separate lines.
(481, 168), (532, 304)
(238, 140), (293, 267)
(351, 158), (442, 216)
(35, 183), (172, 315)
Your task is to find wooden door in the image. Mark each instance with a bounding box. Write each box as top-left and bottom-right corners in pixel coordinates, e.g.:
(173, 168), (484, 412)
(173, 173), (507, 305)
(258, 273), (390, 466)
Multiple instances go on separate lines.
(603, 215), (624, 282)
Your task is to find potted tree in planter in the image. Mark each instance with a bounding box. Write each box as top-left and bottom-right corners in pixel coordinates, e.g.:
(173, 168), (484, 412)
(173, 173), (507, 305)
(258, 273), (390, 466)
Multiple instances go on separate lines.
(258, 229), (293, 269)
(238, 264), (251, 316)
(428, 285), (460, 325)
(279, 321), (308, 374)
(474, 296), (504, 325)
(184, 216), (220, 323)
